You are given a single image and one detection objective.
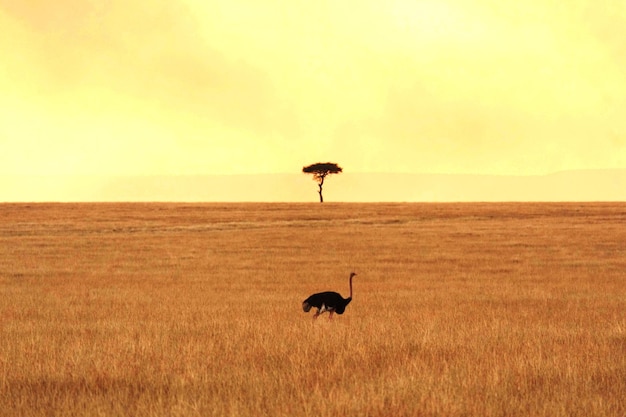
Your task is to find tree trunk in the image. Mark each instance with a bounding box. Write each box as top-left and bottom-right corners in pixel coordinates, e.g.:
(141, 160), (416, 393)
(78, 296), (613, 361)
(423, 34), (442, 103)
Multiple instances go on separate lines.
(318, 176), (325, 203)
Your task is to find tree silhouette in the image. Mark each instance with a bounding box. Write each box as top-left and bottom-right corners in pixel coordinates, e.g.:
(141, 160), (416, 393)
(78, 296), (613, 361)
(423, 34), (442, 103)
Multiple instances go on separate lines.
(302, 162), (343, 203)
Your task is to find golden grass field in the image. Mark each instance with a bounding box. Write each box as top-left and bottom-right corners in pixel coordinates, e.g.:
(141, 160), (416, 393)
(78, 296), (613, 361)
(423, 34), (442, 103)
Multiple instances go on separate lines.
(1, 202), (625, 416)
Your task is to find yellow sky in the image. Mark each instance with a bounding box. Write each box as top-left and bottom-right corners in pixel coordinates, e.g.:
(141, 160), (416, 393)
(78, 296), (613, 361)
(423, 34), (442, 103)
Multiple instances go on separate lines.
(1, 0), (625, 178)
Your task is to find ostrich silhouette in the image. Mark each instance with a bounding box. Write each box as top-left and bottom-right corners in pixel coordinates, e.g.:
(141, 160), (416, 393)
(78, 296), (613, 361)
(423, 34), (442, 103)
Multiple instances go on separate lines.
(302, 272), (356, 319)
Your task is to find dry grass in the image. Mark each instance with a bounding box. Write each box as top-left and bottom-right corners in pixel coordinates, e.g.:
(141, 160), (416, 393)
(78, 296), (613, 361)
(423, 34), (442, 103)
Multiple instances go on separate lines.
(1, 202), (625, 416)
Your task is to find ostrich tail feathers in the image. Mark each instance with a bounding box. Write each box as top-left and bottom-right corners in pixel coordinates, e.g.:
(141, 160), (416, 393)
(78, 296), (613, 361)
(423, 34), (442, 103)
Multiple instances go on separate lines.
(302, 301), (312, 312)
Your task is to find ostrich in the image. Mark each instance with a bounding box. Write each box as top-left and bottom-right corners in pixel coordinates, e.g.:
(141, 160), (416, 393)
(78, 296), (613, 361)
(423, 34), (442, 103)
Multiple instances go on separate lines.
(302, 272), (356, 319)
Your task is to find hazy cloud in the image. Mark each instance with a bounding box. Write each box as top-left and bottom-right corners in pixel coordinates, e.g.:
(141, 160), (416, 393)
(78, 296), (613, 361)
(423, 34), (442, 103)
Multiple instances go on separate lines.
(1, 0), (625, 177)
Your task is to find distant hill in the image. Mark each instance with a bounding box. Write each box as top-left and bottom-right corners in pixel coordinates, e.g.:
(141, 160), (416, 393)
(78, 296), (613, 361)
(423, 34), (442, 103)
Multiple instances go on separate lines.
(2, 170), (625, 202)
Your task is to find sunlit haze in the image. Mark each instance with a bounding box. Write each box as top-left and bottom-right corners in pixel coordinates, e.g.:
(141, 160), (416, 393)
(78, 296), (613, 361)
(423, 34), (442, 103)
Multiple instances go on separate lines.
(1, 0), (625, 200)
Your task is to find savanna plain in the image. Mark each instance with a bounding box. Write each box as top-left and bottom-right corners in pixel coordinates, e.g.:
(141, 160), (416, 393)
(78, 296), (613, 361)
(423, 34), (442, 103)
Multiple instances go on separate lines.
(1, 202), (625, 417)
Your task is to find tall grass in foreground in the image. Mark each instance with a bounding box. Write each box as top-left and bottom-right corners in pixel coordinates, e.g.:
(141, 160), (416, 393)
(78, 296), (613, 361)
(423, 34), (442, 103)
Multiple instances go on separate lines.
(1, 203), (625, 416)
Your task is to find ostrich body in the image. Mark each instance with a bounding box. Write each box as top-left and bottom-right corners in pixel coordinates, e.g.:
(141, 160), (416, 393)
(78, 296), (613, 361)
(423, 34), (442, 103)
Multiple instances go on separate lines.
(302, 272), (356, 319)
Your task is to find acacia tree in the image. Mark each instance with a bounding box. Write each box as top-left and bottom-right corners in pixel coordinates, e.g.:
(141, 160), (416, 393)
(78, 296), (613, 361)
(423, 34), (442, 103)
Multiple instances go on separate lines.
(302, 162), (343, 203)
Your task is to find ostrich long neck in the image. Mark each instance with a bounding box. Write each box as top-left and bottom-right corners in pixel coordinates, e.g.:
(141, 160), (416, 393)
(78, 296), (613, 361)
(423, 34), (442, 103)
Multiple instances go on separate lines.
(348, 275), (353, 299)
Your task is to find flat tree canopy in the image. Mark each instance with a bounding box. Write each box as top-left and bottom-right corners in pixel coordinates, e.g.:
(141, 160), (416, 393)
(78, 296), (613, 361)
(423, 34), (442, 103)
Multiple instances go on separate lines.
(302, 162), (343, 181)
